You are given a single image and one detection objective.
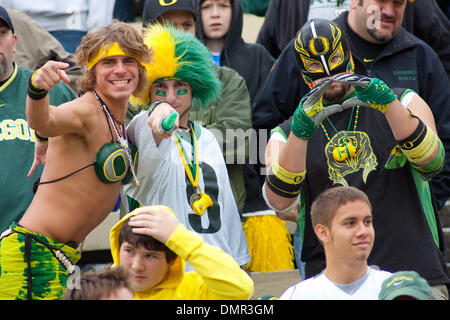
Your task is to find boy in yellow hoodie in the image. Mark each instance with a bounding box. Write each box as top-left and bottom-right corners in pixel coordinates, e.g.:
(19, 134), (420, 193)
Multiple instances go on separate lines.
(110, 205), (254, 300)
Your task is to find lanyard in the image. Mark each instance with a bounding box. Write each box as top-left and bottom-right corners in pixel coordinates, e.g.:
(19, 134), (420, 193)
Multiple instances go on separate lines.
(173, 122), (213, 215)
(174, 121), (199, 189)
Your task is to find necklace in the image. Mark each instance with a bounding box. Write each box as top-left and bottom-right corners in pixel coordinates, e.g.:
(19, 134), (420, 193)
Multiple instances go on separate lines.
(93, 92), (125, 126)
(109, 110), (125, 127)
(173, 121), (213, 216)
(320, 105), (359, 162)
(93, 90), (139, 185)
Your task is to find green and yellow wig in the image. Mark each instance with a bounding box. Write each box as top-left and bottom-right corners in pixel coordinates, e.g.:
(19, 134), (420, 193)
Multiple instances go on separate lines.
(130, 24), (221, 108)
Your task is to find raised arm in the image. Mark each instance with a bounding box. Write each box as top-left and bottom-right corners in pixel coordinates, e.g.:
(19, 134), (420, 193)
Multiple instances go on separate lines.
(26, 60), (84, 138)
(263, 78), (356, 211)
(333, 74), (444, 178)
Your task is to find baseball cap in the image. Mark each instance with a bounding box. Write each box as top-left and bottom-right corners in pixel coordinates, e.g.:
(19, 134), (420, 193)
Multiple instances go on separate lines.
(378, 271), (435, 300)
(0, 5), (14, 33)
(142, 0), (199, 26)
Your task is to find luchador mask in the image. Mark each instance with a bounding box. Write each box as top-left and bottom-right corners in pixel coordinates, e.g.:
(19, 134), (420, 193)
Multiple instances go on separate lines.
(294, 19), (354, 88)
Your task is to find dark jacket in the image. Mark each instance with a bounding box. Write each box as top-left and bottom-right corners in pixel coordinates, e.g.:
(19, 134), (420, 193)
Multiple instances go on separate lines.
(256, 0), (310, 59)
(256, 0), (450, 80)
(253, 11), (450, 210)
(195, 0), (274, 104)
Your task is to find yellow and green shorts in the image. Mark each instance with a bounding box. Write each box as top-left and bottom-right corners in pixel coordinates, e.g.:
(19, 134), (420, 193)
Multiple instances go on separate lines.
(0, 223), (80, 300)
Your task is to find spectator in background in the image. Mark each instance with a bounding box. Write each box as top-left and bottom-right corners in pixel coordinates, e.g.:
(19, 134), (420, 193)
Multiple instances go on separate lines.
(195, 0), (274, 104)
(0, 5), (76, 235)
(280, 186), (392, 300)
(63, 266), (135, 300)
(0, 0), (116, 53)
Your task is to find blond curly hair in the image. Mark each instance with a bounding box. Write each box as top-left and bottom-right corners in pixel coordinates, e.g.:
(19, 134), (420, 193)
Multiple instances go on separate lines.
(75, 20), (152, 99)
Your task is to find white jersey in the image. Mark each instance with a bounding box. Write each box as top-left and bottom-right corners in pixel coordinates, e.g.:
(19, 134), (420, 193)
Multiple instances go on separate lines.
(280, 267), (392, 300)
(122, 111), (250, 268)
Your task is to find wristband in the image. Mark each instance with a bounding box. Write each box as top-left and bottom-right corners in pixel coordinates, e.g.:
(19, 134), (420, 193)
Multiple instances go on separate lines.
(266, 158), (306, 198)
(27, 69), (48, 100)
(413, 141), (444, 175)
(397, 117), (439, 165)
(34, 131), (48, 142)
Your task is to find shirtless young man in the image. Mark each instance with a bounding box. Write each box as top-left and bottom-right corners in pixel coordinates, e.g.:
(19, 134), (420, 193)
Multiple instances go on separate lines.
(0, 21), (151, 300)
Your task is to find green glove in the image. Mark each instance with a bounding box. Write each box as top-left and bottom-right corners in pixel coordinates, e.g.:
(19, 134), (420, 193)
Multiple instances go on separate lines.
(291, 78), (353, 140)
(332, 74), (397, 113)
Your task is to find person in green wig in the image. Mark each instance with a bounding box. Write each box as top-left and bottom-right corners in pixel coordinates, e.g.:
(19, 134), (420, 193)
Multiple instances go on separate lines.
(122, 24), (251, 272)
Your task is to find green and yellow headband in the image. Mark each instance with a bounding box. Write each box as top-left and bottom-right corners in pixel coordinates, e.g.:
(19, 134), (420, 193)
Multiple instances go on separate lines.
(86, 42), (129, 70)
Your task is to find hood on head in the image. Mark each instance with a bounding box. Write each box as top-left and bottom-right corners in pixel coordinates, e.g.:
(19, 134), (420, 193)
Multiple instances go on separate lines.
(195, 0), (244, 54)
(110, 205), (185, 296)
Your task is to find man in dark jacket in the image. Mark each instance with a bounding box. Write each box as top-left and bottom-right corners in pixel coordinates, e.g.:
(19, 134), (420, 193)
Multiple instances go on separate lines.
(257, 0), (450, 80)
(253, 0), (450, 212)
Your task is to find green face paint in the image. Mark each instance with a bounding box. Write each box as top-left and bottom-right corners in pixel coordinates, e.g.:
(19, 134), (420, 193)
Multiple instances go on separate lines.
(155, 90), (166, 97)
(177, 89), (189, 96)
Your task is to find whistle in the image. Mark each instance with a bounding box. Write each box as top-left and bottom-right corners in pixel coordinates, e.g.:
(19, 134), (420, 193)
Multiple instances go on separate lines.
(192, 193), (213, 216)
(332, 142), (356, 162)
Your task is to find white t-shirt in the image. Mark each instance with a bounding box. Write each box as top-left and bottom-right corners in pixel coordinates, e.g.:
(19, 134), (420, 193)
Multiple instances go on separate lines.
(280, 267), (392, 300)
(122, 111), (250, 270)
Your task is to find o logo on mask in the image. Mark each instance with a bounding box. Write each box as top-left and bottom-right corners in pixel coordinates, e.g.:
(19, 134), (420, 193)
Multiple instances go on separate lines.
(309, 36), (330, 56)
(159, 0), (178, 6)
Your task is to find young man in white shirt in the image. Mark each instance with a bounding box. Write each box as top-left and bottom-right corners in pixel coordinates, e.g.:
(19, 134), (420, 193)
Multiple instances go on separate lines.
(280, 186), (392, 300)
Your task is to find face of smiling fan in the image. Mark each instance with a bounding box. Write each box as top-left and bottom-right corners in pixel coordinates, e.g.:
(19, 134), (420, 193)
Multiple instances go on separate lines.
(94, 55), (140, 101)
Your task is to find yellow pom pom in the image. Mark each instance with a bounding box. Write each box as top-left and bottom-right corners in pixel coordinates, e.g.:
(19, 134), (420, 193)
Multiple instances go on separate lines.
(243, 215), (295, 272)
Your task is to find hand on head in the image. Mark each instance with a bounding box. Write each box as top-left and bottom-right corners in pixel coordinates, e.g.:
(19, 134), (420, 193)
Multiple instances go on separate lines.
(127, 206), (180, 244)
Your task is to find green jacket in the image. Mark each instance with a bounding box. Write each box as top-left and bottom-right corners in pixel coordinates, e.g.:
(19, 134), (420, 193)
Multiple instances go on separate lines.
(126, 65), (252, 214)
